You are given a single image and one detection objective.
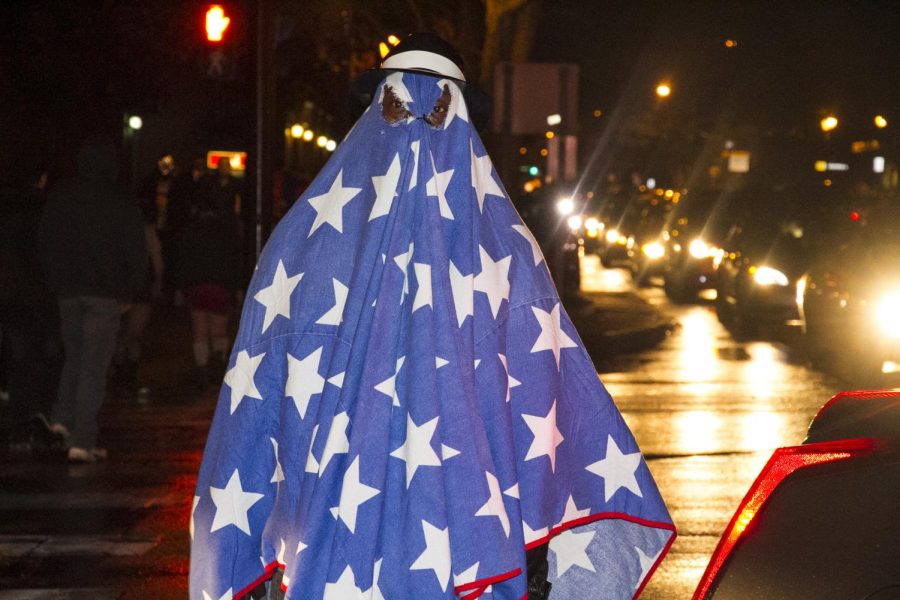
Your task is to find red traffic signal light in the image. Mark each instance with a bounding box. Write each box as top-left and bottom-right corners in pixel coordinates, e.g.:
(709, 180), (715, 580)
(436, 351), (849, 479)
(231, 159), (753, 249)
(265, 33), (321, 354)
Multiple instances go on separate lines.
(205, 5), (231, 43)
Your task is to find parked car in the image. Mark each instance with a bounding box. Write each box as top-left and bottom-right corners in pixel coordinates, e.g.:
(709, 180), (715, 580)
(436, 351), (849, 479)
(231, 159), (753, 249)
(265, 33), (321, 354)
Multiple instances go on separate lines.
(627, 198), (672, 286)
(662, 190), (739, 303)
(714, 184), (846, 338)
(799, 207), (899, 378)
(694, 389), (900, 599)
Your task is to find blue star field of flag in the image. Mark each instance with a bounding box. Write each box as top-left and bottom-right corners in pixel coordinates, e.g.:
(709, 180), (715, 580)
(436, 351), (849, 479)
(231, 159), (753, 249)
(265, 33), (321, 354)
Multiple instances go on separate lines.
(190, 72), (675, 599)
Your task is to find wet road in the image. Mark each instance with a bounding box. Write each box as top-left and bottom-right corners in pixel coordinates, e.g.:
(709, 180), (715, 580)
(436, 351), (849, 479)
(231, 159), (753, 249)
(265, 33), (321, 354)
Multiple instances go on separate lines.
(581, 255), (847, 599)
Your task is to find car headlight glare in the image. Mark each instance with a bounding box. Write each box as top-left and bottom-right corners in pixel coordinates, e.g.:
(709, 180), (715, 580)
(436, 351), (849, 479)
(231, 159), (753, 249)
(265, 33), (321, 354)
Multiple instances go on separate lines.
(606, 229), (620, 244)
(753, 266), (789, 287)
(689, 238), (711, 259)
(567, 215), (583, 231)
(874, 291), (900, 338)
(556, 197), (575, 215)
(642, 241), (665, 260)
(584, 217), (600, 231)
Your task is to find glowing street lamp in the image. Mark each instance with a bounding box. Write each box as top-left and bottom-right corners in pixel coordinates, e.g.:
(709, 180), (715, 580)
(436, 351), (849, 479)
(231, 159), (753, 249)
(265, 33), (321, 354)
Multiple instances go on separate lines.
(820, 116), (839, 132)
(128, 115), (143, 130)
(316, 135), (328, 148)
(656, 83), (671, 98)
(290, 124), (304, 139)
(302, 129), (314, 142)
(875, 115), (888, 129)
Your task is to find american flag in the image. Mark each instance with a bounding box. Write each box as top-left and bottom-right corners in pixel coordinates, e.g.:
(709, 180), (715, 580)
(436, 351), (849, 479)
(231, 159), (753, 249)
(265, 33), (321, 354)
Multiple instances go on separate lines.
(190, 72), (675, 599)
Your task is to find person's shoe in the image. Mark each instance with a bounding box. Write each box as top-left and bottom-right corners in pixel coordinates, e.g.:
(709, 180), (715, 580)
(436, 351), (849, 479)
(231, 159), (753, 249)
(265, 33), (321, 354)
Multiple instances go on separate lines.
(34, 413), (70, 440)
(67, 446), (97, 463)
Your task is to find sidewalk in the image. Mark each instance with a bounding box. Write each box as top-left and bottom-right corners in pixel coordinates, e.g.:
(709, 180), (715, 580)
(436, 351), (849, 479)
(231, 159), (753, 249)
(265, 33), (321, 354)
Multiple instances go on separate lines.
(0, 286), (671, 598)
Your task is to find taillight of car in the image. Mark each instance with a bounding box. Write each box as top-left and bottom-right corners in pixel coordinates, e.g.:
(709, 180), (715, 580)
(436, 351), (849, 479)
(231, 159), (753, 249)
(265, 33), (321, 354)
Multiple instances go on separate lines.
(693, 437), (876, 600)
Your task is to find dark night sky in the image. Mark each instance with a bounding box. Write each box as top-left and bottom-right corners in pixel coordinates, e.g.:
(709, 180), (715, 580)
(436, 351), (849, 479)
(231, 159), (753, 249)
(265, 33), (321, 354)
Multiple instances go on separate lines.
(535, 0), (900, 131)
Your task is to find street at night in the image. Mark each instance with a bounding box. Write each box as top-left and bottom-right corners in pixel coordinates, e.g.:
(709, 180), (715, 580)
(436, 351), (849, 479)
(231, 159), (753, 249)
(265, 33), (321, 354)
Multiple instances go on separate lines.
(0, 256), (877, 597)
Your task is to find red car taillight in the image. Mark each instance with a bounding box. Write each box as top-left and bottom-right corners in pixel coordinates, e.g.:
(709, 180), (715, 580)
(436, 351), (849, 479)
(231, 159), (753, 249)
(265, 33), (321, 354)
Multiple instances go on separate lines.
(692, 437), (876, 600)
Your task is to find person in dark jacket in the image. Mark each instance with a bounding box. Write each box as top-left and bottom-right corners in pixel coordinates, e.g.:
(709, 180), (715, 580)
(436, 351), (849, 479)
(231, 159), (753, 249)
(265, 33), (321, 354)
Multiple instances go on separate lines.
(174, 194), (242, 388)
(0, 164), (64, 456)
(38, 134), (148, 463)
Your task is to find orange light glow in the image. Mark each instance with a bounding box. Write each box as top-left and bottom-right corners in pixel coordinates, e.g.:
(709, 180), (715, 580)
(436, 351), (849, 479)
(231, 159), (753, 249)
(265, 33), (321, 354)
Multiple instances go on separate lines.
(656, 83), (671, 98)
(206, 150), (246, 172)
(820, 115), (838, 132)
(205, 5), (231, 43)
(875, 115), (888, 128)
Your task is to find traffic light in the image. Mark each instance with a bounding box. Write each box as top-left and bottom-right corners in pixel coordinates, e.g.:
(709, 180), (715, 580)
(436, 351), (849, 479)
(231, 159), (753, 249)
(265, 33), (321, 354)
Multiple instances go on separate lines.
(528, 165), (540, 176)
(205, 5), (231, 43)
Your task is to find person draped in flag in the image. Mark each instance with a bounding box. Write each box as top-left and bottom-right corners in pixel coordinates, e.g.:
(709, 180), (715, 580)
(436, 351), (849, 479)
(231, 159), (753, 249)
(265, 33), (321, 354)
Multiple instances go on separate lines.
(190, 33), (675, 600)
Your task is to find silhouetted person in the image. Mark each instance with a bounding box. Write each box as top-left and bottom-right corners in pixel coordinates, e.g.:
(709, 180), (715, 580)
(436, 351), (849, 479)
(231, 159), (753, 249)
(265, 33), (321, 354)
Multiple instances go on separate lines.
(174, 196), (242, 389)
(0, 163), (63, 456)
(38, 134), (148, 463)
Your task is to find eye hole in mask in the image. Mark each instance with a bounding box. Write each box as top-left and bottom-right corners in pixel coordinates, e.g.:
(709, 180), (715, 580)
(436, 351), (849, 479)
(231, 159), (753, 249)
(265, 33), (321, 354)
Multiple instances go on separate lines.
(381, 86), (412, 124)
(425, 84), (452, 128)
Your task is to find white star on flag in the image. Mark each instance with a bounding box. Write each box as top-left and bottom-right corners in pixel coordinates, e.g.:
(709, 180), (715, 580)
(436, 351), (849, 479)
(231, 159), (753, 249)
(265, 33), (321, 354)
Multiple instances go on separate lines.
(316, 278), (349, 326)
(426, 153), (454, 220)
(474, 246), (511, 318)
(634, 545), (662, 589)
(470, 140), (504, 212)
(209, 469), (264, 535)
(223, 350), (266, 414)
(369, 153), (402, 220)
(254, 260), (303, 334)
(285, 346), (326, 419)
(338, 456), (380, 534)
(453, 561), (479, 589)
(318, 411), (350, 476)
(328, 371), (345, 388)
(441, 443), (460, 460)
(412, 263), (432, 312)
(556, 494), (590, 528)
(522, 519), (549, 545)
(323, 565), (365, 600)
(436, 79), (469, 127)
(550, 528), (597, 578)
(449, 261), (474, 327)
(305, 425), (319, 473)
(410, 520), (452, 592)
(409, 140), (420, 190)
(368, 558), (386, 600)
(522, 400), (565, 472)
(190, 495), (200, 540)
(503, 483), (519, 499)
(435, 356), (449, 369)
(307, 169), (362, 237)
(530, 303), (578, 370)
(297, 540), (308, 555)
(269, 438), (284, 483)
(512, 223), (546, 266)
(474, 471), (510, 537)
(498, 354), (521, 402)
(374, 356), (405, 407)
(390, 414), (441, 488)
(202, 589), (232, 600)
(586, 435), (644, 501)
(394, 243), (414, 304)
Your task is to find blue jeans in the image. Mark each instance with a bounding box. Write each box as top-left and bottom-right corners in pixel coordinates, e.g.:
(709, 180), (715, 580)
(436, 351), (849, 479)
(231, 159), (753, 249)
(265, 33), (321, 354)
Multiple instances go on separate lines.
(53, 297), (122, 449)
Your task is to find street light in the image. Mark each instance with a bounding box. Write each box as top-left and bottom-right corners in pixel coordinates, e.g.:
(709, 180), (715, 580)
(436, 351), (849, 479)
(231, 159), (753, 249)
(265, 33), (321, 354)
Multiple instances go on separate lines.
(128, 115), (143, 130)
(875, 115), (888, 129)
(290, 124), (304, 139)
(820, 116), (839, 132)
(656, 83), (671, 98)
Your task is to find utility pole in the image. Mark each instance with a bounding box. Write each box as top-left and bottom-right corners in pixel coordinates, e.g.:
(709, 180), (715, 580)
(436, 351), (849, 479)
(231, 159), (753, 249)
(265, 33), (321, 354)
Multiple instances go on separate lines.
(254, 0), (275, 260)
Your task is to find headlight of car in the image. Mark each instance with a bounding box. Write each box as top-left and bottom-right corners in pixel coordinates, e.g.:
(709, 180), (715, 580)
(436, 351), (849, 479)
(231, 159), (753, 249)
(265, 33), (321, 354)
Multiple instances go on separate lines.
(567, 215), (583, 231)
(606, 229), (620, 244)
(874, 291), (900, 338)
(752, 266), (789, 287)
(688, 238), (711, 259)
(642, 241), (665, 260)
(556, 197), (575, 216)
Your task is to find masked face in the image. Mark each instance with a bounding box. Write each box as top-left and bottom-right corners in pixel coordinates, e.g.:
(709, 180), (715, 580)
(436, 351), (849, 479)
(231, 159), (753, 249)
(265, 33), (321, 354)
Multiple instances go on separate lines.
(376, 72), (469, 131)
